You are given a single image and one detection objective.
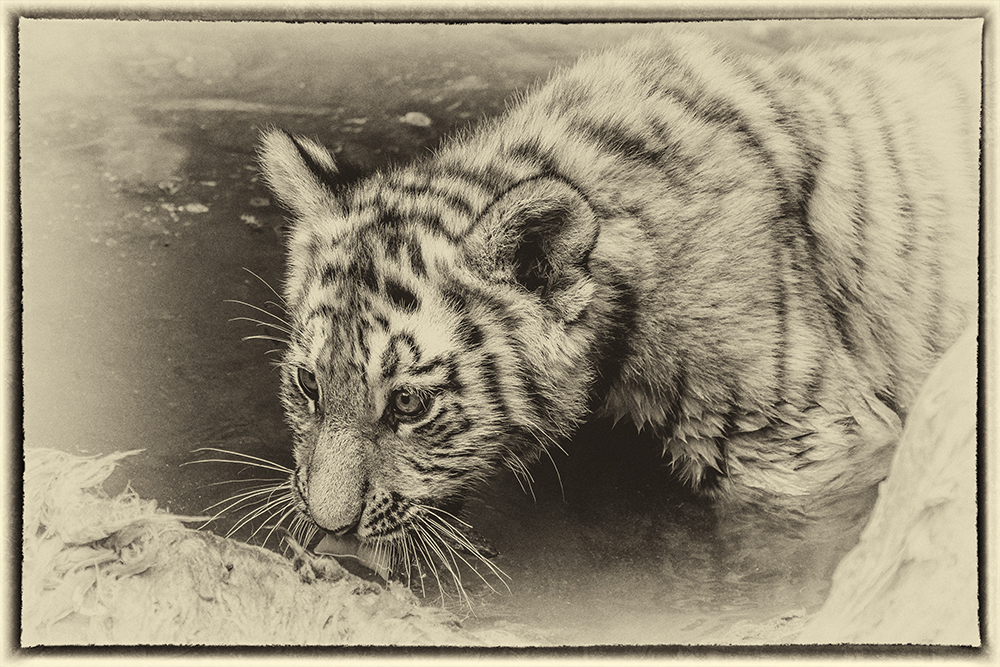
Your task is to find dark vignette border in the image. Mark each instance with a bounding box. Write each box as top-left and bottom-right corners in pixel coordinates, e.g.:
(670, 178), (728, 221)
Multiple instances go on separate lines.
(2, 0), (995, 664)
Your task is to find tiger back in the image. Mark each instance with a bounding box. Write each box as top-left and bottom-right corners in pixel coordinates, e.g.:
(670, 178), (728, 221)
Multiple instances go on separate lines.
(258, 27), (978, 571)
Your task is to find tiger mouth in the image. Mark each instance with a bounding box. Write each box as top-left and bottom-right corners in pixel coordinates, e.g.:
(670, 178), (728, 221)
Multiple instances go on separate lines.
(315, 524), (499, 559)
(312, 520), (499, 581)
(314, 531), (390, 578)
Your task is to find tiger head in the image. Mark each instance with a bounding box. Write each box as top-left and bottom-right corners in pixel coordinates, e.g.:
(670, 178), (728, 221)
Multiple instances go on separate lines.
(258, 129), (614, 567)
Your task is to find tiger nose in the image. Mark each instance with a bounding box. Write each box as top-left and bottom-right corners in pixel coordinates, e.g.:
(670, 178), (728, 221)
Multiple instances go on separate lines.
(303, 434), (369, 533)
(312, 499), (364, 535)
(305, 475), (365, 533)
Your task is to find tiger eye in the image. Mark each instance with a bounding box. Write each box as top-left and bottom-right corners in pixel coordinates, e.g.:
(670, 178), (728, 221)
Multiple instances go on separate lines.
(392, 390), (427, 418)
(296, 367), (320, 402)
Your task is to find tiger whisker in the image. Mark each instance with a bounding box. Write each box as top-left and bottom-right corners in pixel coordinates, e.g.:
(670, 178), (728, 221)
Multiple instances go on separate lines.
(516, 407), (569, 453)
(301, 526), (319, 549)
(503, 453), (536, 501)
(510, 413), (569, 498)
(374, 541), (396, 582)
(410, 522), (459, 607)
(395, 505), (511, 609)
(229, 316), (294, 337)
(532, 421), (570, 457)
(434, 537), (497, 605)
(416, 507), (510, 588)
(242, 334), (292, 345)
(224, 292), (304, 352)
(215, 488), (285, 526)
(192, 491), (279, 532)
(218, 481), (291, 505)
(187, 458), (290, 476)
(201, 476), (287, 488)
(415, 518), (506, 601)
(541, 447), (566, 502)
(263, 299), (289, 315)
(289, 514), (318, 548)
(404, 526), (439, 592)
(415, 503), (472, 530)
(189, 448), (310, 549)
(411, 537), (432, 599)
(189, 447), (294, 473)
(189, 468), (290, 491)
(225, 299), (292, 328)
(233, 491), (295, 539)
(503, 410), (567, 503)
(400, 533), (421, 594)
(204, 481), (289, 513)
(194, 483), (284, 521)
(425, 526), (483, 611)
(262, 503), (300, 547)
(239, 267), (289, 311)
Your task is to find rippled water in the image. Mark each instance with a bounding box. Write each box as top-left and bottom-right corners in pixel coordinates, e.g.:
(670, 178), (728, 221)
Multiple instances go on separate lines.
(21, 18), (931, 645)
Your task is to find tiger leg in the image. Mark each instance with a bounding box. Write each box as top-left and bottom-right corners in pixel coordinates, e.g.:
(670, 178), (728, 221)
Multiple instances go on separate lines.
(665, 399), (901, 517)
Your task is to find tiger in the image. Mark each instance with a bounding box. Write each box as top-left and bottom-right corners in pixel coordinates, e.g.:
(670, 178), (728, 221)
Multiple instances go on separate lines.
(256, 27), (979, 586)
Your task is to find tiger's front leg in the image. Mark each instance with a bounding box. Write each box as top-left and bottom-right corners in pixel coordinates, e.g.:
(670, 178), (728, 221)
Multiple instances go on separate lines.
(661, 398), (902, 515)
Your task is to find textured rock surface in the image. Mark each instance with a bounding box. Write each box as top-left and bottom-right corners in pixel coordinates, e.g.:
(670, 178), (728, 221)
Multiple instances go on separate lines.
(798, 326), (979, 645)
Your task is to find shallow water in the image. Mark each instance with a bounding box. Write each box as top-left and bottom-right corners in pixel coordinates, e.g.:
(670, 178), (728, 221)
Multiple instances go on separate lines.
(19, 18), (925, 646)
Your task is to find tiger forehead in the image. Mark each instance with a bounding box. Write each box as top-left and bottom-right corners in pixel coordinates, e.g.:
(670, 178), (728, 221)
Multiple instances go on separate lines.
(343, 168), (497, 239)
(300, 221), (467, 304)
(298, 279), (463, 388)
(292, 228), (467, 353)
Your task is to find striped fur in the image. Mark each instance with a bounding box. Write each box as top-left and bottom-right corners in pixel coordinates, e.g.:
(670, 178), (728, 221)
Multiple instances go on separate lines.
(259, 28), (979, 563)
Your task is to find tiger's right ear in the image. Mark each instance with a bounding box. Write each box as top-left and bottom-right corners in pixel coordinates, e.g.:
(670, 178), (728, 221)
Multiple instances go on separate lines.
(258, 129), (345, 220)
(468, 177), (599, 323)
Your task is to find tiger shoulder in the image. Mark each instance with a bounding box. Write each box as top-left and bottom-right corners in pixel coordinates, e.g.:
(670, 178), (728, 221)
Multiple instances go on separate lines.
(259, 28), (979, 542)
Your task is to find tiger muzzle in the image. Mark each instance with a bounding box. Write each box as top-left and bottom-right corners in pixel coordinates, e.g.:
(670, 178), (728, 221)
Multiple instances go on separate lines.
(300, 428), (369, 534)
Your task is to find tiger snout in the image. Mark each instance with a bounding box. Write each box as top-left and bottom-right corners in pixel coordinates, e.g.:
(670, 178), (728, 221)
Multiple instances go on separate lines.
(295, 428), (370, 534)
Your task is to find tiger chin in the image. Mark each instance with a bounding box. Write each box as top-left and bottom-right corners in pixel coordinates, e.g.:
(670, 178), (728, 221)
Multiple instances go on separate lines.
(256, 29), (978, 583)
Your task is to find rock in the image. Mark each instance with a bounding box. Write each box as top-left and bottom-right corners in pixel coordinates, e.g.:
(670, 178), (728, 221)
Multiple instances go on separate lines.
(399, 111), (432, 127)
(797, 326), (979, 645)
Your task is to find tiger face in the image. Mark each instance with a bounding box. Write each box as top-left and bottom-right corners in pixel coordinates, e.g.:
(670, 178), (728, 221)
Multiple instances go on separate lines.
(260, 131), (608, 556)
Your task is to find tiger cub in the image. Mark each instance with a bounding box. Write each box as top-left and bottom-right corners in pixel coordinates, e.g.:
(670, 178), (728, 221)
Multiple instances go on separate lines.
(258, 29), (978, 569)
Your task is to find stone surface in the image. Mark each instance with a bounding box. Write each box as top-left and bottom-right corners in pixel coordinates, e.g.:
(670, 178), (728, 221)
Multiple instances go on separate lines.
(798, 326), (979, 645)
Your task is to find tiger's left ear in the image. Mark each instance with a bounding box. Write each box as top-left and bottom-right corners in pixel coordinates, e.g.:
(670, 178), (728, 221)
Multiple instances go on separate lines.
(258, 128), (345, 221)
(471, 177), (599, 323)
